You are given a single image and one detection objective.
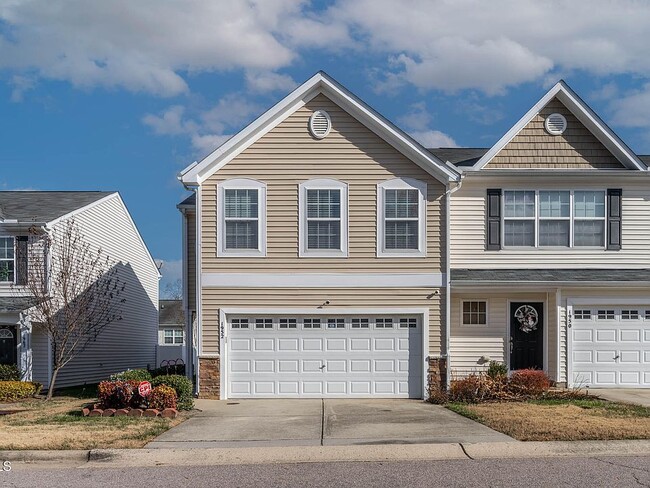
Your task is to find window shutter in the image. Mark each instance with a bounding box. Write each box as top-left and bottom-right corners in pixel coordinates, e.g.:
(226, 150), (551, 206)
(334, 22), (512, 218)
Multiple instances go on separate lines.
(486, 189), (502, 250)
(15, 236), (28, 285)
(607, 189), (622, 250)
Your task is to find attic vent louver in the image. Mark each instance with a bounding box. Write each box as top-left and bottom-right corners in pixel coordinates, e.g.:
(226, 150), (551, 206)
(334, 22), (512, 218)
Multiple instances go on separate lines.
(545, 113), (567, 135)
(309, 110), (331, 139)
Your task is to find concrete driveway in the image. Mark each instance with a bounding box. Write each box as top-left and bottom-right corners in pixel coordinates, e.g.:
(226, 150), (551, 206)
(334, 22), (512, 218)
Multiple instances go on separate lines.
(590, 389), (650, 407)
(147, 399), (514, 448)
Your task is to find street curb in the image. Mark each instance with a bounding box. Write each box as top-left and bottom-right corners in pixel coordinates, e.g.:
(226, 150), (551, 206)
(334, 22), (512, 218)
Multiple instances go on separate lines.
(0, 450), (89, 463)
(463, 440), (650, 459)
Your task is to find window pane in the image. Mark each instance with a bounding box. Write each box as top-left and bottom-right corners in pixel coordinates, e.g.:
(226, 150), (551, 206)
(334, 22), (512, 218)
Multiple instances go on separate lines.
(539, 191), (570, 218)
(504, 191), (535, 218)
(307, 221), (340, 249)
(307, 189), (340, 218)
(385, 189), (418, 219)
(0, 238), (14, 259)
(504, 220), (535, 246)
(574, 191), (605, 218)
(385, 221), (418, 250)
(0, 261), (14, 282)
(539, 220), (570, 247)
(574, 220), (605, 247)
(224, 189), (258, 218)
(225, 221), (258, 249)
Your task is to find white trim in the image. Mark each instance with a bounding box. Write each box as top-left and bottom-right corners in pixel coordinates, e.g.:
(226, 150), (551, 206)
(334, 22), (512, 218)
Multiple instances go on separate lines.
(202, 272), (445, 288)
(217, 178), (267, 258)
(471, 81), (647, 172)
(377, 178), (427, 258)
(308, 109), (332, 139)
(460, 299), (489, 327)
(179, 71), (459, 185)
(299, 179), (348, 258)
(219, 307), (429, 400)
(196, 186), (203, 362)
(555, 287), (562, 383)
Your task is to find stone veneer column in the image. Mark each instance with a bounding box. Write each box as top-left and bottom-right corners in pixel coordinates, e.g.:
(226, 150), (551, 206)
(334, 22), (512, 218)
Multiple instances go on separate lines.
(198, 357), (220, 399)
(427, 357), (448, 392)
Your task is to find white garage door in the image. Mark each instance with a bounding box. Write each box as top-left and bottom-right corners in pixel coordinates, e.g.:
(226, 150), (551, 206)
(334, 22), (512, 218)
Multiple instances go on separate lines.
(571, 306), (650, 387)
(226, 315), (423, 398)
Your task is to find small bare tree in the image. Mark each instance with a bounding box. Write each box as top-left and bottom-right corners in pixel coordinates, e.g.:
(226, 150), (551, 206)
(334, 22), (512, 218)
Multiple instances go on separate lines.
(25, 218), (125, 399)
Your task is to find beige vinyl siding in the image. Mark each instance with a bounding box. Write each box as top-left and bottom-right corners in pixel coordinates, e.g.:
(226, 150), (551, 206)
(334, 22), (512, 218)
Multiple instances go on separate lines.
(50, 195), (159, 387)
(201, 287), (444, 357)
(186, 210), (196, 311)
(487, 98), (624, 169)
(450, 292), (557, 379)
(200, 94), (446, 273)
(450, 176), (650, 268)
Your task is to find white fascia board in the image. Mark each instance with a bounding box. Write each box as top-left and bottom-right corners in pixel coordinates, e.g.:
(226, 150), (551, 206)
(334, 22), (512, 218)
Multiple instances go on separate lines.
(45, 192), (118, 228)
(181, 71), (459, 186)
(472, 81), (646, 172)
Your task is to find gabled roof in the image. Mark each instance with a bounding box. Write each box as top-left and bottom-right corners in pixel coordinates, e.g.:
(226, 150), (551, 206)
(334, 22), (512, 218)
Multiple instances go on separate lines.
(469, 81), (647, 172)
(0, 191), (114, 224)
(179, 71), (460, 186)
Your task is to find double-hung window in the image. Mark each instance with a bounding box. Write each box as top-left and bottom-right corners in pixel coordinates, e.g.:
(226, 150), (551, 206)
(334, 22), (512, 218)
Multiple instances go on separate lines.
(217, 179), (266, 256)
(162, 329), (184, 345)
(377, 178), (427, 257)
(502, 190), (606, 248)
(0, 237), (14, 283)
(299, 179), (348, 257)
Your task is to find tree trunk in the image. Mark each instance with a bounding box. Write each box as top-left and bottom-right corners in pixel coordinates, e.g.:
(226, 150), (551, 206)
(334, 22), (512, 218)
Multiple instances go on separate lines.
(46, 367), (61, 401)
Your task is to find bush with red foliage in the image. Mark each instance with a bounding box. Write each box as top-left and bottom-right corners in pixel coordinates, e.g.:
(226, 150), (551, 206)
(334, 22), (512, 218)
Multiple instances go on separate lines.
(147, 385), (177, 410)
(97, 380), (134, 409)
(508, 369), (551, 396)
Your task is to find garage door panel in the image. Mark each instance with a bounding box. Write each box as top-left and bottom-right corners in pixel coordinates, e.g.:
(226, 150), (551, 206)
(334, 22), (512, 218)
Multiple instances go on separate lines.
(227, 315), (423, 398)
(619, 351), (641, 363)
(620, 330), (641, 342)
(596, 329), (616, 342)
(620, 372), (640, 385)
(595, 371), (616, 384)
(595, 350), (616, 363)
(645, 330), (650, 341)
(573, 330), (592, 342)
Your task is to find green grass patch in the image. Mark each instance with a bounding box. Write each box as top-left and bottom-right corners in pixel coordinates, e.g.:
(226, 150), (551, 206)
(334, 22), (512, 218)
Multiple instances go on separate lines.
(529, 398), (650, 417)
(446, 402), (483, 422)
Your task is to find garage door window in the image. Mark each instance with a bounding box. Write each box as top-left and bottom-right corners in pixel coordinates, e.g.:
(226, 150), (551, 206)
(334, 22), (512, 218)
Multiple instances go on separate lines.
(399, 318), (417, 328)
(231, 318), (249, 329)
(327, 318), (345, 329)
(303, 318), (321, 329)
(351, 318), (369, 329)
(597, 310), (615, 320)
(622, 310), (640, 320)
(646, 310), (650, 320)
(376, 318), (393, 328)
(279, 318), (297, 329)
(255, 318), (273, 329)
(573, 309), (591, 320)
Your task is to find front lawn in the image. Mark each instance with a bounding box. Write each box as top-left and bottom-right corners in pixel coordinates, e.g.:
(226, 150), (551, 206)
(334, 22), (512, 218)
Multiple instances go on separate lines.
(0, 385), (189, 450)
(447, 398), (650, 441)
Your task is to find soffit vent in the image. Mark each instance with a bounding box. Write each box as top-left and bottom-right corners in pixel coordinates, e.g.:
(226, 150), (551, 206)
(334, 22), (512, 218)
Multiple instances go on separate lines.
(545, 113), (567, 135)
(309, 110), (331, 139)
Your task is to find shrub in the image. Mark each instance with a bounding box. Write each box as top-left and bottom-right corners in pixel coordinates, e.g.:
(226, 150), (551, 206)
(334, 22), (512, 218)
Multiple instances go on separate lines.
(110, 369), (152, 382)
(508, 369), (551, 396)
(151, 375), (193, 410)
(427, 386), (449, 404)
(150, 364), (185, 377)
(449, 374), (492, 403)
(486, 361), (508, 379)
(0, 381), (42, 401)
(0, 364), (21, 381)
(97, 380), (135, 409)
(148, 385), (177, 410)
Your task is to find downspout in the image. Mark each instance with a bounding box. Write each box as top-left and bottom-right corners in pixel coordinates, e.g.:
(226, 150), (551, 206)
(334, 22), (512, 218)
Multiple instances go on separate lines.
(444, 172), (464, 389)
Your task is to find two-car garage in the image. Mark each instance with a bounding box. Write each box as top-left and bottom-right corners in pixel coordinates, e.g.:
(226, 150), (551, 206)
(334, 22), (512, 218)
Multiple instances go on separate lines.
(223, 313), (425, 399)
(570, 303), (650, 388)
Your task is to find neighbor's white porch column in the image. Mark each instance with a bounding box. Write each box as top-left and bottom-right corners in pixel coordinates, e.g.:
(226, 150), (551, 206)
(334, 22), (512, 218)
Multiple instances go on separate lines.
(18, 312), (32, 381)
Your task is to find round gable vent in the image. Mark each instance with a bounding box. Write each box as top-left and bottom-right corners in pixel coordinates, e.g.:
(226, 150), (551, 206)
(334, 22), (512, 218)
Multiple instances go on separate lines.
(309, 110), (331, 139)
(545, 113), (567, 135)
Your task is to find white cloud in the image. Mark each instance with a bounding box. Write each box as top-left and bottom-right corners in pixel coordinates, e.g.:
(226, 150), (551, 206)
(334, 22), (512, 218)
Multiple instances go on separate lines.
(141, 105), (198, 136)
(245, 71), (297, 94)
(397, 102), (431, 131)
(609, 84), (650, 128)
(9, 74), (36, 102)
(409, 130), (457, 148)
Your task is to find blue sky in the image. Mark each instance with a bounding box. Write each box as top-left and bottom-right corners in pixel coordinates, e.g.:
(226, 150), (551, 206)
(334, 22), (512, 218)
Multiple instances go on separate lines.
(1, 1), (650, 296)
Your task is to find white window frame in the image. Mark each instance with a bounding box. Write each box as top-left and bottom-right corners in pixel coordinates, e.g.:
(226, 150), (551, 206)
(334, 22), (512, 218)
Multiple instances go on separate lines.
(0, 236), (15, 284)
(217, 178), (267, 257)
(461, 300), (489, 326)
(377, 178), (427, 258)
(161, 328), (184, 346)
(299, 178), (348, 258)
(502, 189), (607, 249)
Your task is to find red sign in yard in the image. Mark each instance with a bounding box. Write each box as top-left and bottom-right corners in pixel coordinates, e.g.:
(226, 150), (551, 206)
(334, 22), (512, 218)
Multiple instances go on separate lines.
(138, 381), (152, 397)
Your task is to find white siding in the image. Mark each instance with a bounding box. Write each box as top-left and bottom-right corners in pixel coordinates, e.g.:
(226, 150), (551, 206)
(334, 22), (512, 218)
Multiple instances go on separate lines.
(48, 195), (159, 388)
(450, 176), (650, 268)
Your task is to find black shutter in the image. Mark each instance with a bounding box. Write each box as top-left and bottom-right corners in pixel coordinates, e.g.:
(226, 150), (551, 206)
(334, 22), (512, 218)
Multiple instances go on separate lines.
(607, 189), (622, 250)
(486, 189), (502, 250)
(15, 236), (28, 285)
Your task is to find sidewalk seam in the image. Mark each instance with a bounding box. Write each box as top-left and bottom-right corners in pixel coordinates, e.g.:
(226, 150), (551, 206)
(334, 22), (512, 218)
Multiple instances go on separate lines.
(459, 443), (474, 460)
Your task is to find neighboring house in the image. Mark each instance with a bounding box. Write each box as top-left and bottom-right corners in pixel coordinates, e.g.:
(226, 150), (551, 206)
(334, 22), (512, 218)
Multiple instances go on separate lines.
(157, 299), (187, 366)
(179, 72), (650, 399)
(179, 72), (458, 399)
(0, 191), (160, 388)
(446, 81), (650, 389)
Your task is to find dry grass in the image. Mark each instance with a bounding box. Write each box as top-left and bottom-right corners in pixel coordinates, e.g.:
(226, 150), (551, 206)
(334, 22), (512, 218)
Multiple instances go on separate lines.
(448, 399), (650, 441)
(0, 388), (190, 450)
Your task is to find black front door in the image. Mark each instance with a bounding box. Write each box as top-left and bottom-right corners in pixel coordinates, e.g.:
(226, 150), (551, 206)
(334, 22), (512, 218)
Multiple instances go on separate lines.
(509, 302), (543, 370)
(0, 326), (17, 366)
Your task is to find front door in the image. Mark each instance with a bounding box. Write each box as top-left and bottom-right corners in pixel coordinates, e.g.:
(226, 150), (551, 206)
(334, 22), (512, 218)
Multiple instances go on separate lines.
(509, 302), (543, 370)
(0, 326), (17, 366)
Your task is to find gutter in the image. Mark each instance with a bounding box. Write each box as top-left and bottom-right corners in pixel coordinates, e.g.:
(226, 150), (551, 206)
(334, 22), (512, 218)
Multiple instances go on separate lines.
(451, 280), (650, 288)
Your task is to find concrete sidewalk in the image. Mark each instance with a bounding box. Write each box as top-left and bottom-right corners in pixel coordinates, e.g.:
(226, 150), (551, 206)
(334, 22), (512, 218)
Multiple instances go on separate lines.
(146, 398), (513, 448)
(3, 440), (650, 470)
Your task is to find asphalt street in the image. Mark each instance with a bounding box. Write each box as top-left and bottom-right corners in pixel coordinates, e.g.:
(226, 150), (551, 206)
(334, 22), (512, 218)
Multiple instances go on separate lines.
(2, 456), (649, 488)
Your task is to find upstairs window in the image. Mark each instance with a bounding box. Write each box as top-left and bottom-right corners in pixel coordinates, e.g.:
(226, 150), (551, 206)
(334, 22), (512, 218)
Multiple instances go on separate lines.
(573, 191), (605, 247)
(299, 179), (348, 257)
(163, 329), (184, 345)
(0, 237), (14, 283)
(217, 179), (266, 257)
(377, 178), (427, 257)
